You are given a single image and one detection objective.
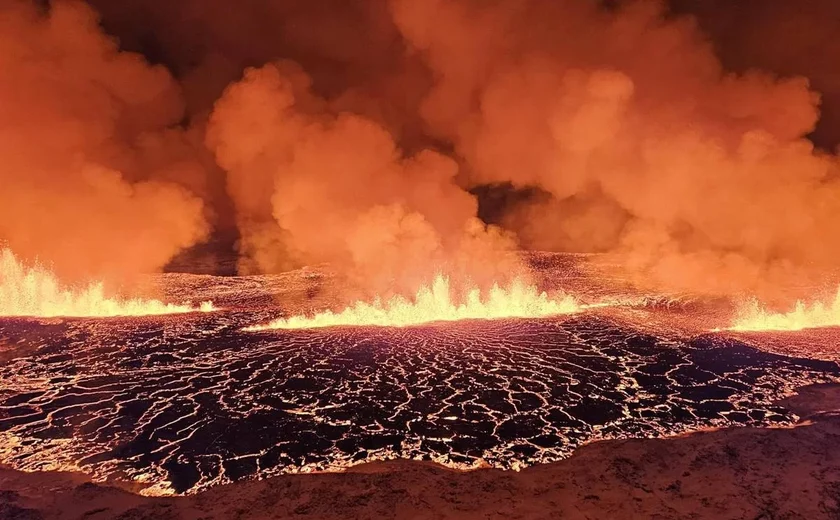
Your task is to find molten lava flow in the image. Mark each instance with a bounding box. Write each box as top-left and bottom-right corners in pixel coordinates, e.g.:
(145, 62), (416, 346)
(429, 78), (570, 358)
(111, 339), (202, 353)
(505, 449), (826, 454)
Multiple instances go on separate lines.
(245, 274), (582, 330)
(0, 249), (214, 318)
(726, 287), (840, 332)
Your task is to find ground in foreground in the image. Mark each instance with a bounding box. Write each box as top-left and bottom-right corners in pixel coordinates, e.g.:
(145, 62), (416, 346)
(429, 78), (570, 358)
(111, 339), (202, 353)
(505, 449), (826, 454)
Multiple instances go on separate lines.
(2, 383), (840, 519)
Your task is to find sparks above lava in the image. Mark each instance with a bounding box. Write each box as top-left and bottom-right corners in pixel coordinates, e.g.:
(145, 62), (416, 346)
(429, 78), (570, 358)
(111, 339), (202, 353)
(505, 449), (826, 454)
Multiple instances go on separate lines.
(725, 287), (840, 332)
(0, 249), (214, 318)
(245, 274), (582, 330)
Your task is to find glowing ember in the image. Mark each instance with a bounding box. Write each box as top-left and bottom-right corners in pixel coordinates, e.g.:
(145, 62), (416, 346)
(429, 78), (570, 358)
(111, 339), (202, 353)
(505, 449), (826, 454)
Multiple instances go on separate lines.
(726, 287), (840, 332)
(245, 274), (581, 330)
(0, 249), (214, 318)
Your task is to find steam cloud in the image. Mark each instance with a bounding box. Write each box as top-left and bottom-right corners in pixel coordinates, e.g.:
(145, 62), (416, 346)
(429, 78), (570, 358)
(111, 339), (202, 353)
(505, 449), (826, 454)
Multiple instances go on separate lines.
(205, 62), (521, 297)
(389, 0), (839, 299)
(0, 0), (209, 284)
(6, 0), (840, 304)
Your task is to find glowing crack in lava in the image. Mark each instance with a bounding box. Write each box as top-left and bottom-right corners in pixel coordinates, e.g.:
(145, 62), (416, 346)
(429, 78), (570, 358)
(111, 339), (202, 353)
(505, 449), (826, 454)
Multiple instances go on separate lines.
(0, 249), (214, 318)
(727, 287), (840, 332)
(245, 274), (582, 330)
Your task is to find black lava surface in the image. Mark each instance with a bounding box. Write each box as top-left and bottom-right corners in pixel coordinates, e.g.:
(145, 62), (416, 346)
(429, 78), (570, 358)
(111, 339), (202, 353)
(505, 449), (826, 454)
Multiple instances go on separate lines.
(1, 308), (838, 495)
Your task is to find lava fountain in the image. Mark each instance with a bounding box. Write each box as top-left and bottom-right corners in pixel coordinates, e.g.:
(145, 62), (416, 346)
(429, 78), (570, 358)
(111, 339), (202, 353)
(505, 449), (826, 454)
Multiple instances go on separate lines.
(725, 287), (840, 332)
(0, 248), (214, 318)
(245, 274), (582, 330)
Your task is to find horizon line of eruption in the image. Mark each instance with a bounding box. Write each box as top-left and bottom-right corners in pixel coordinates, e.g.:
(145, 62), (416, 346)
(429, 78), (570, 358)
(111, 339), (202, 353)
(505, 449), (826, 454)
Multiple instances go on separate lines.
(0, 249), (214, 318)
(724, 286), (840, 332)
(244, 274), (584, 330)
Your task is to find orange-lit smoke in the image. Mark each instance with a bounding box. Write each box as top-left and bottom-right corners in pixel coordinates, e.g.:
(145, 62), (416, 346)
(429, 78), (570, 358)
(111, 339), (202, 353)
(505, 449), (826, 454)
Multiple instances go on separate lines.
(206, 62), (524, 297)
(390, 0), (840, 300)
(0, 249), (213, 318)
(0, 0), (208, 285)
(9, 0), (840, 312)
(681, 0), (840, 149)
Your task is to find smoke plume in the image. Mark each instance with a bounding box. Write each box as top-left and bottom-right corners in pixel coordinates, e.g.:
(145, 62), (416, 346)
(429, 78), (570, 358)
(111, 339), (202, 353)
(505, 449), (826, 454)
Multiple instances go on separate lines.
(8, 0), (840, 304)
(0, 0), (209, 284)
(673, 0), (840, 150)
(390, 0), (840, 299)
(206, 62), (521, 297)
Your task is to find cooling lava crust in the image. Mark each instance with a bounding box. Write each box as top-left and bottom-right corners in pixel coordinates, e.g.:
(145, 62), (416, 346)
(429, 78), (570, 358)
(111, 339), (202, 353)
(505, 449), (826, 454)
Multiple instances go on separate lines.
(1, 259), (838, 495)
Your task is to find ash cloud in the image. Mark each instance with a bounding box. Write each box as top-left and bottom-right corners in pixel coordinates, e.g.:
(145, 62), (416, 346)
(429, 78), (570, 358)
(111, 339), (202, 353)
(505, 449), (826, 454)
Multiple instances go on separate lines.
(8, 0), (840, 303)
(205, 62), (521, 297)
(0, 0), (209, 283)
(673, 0), (840, 150)
(390, 0), (840, 299)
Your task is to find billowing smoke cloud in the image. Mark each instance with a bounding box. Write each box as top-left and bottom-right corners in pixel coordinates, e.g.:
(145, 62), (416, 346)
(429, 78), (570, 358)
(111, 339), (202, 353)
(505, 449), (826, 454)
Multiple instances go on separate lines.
(83, 0), (430, 145)
(673, 0), (840, 150)
(9, 0), (840, 304)
(0, 0), (209, 283)
(390, 0), (840, 299)
(205, 62), (521, 297)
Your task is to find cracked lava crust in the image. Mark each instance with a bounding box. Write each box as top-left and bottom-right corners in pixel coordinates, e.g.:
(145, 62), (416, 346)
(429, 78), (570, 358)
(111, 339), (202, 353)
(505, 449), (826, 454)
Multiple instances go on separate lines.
(1, 254), (839, 496)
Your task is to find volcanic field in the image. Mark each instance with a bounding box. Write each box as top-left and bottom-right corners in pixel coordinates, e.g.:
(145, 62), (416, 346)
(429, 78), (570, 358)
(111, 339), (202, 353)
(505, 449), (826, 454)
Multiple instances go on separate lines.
(1, 253), (838, 497)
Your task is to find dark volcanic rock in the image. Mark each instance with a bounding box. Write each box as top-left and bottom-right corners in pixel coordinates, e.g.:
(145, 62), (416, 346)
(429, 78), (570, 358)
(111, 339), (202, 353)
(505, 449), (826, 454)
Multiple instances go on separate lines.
(1, 307), (838, 495)
(2, 384), (840, 518)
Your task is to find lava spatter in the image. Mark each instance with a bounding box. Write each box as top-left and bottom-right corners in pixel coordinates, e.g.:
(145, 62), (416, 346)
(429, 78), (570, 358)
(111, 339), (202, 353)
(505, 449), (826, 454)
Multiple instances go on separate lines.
(726, 287), (840, 332)
(1, 266), (838, 496)
(245, 275), (582, 330)
(0, 249), (214, 318)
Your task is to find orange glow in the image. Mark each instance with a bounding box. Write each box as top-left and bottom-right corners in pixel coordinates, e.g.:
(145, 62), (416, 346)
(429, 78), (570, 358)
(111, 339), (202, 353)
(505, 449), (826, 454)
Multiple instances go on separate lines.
(245, 274), (582, 330)
(0, 249), (214, 318)
(726, 287), (840, 332)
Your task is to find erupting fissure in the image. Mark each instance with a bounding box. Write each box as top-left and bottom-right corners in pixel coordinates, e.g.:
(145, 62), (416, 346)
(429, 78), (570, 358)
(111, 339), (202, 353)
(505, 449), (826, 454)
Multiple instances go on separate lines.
(245, 274), (582, 330)
(0, 249), (214, 318)
(725, 287), (840, 332)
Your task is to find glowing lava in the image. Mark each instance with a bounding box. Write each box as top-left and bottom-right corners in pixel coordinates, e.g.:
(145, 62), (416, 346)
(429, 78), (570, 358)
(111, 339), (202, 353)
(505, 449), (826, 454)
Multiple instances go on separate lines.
(727, 287), (840, 332)
(246, 274), (582, 330)
(0, 249), (214, 318)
